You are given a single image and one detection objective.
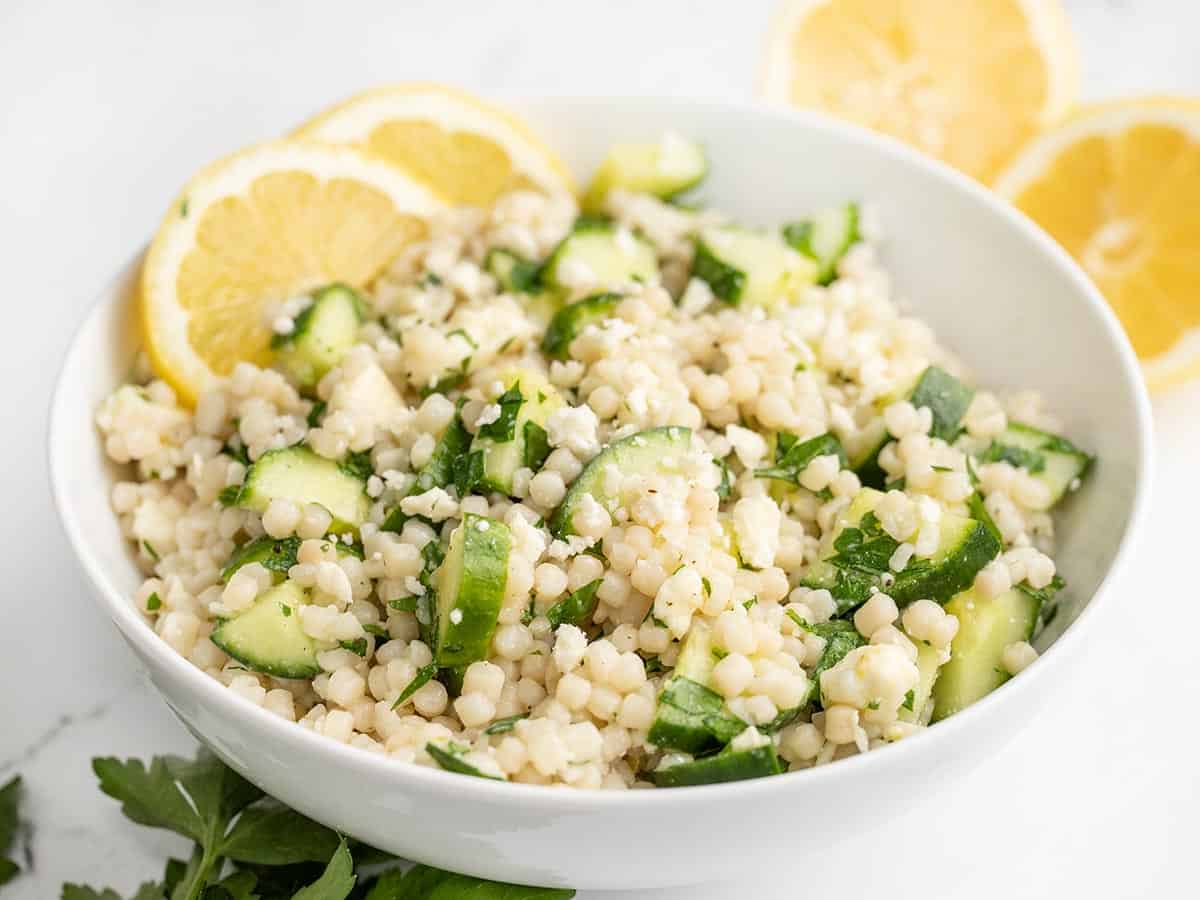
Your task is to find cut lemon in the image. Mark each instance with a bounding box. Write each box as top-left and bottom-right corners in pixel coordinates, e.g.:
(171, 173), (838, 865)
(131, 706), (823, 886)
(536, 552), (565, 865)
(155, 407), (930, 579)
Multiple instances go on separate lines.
(759, 0), (1080, 183)
(295, 83), (575, 206)
(142, 141), (442, 404)
(996, 98), (1200, 392)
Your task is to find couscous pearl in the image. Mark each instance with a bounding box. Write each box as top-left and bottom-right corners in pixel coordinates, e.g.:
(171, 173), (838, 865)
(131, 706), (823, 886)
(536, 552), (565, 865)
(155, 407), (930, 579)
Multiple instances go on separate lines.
(712, 652), (754, 698)
(1002, 640), (1038, 674)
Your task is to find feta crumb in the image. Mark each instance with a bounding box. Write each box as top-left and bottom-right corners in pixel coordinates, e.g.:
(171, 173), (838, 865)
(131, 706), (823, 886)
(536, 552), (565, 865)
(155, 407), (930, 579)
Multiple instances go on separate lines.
(732, 495), (781, 569)
(449, 608), (463, 625)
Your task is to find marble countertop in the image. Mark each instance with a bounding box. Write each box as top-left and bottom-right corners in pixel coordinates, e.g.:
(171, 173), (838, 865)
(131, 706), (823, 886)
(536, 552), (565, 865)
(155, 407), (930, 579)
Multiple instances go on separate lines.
(3, 1), (1198, 897)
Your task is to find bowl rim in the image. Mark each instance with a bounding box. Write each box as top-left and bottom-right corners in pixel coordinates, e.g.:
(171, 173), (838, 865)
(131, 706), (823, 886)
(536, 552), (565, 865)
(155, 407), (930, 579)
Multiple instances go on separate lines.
(49, 95), (1154, 809)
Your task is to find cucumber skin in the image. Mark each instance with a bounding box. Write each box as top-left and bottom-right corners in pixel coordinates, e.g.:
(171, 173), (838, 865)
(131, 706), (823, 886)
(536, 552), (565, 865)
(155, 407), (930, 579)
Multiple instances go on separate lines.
(691, 238), (745, 305)
(550, 426), (692, 537)
(434, 514), (511, 668)
(541, 292), (622, 360)
(652, 745), (783, 787)
(647, 676), (746, 755)
(220, 535), (301, 583)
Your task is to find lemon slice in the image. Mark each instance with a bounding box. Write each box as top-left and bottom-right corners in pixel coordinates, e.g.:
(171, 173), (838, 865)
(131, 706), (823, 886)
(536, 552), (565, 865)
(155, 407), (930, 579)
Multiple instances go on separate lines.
(759, 0), (1080, 183)
(142, 141), (442, 404)
(996, 98), (1200, 392)
(295, 83), (575, 205)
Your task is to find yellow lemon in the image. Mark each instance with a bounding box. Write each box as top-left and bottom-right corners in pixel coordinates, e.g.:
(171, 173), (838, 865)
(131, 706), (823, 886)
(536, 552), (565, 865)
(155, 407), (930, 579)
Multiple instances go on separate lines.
(141, 141), (442, 404)
(996, 98), (1200, 392)
(295, 83), (575, 205)
(759, 0), (1080, 183)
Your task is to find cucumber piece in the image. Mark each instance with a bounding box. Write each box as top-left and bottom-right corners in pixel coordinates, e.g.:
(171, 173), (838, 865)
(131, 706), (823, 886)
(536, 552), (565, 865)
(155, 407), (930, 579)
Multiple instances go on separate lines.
(433, 513), (511, 668)
(484, 248), (542, 294)
(582, 134), (708, 211)
(652, 744), (783, 788)
(232, 446), (369, 533)
(692, 226), (816, 309)
(466, 369), (565, 495)
(550, 426), (692, 536)
(647, 678), (747, 755)
(801, 488), (1001, 613)
(783, 202), (860, 285)
(898, 641), (944, 724)
(545, 578), (602, 630)
(849, 366), (973, 488)
(541, 292), (622, 360)
(209, 582), (318, 679)
(909, 366), (974, 443)
(542, 221), (657, 291)
(931, 587), (1040, 722)
(977, 422), (1094, 510)
(271, 284), (365, 389)
(754, 431), (847, 486)
(648, 622), (746, 754)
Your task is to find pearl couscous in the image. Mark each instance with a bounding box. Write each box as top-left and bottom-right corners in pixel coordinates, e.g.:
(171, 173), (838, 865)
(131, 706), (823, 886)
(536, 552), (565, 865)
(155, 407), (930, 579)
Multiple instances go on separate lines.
(97, 133), (1093, 789)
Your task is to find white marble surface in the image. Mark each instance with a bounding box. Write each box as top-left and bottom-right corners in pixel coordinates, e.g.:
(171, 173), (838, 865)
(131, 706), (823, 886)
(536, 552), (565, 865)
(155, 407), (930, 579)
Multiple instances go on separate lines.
(3, 1), (1199, 896)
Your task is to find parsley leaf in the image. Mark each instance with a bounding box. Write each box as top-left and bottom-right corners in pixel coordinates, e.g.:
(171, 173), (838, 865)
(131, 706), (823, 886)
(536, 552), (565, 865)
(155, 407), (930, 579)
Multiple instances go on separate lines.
(476, 384), (525, 443)
(338, 450), (374, 482)
(483, 713), (529, 735)
(714, 457), (733, 500)
(754, 432), (847, 486)
(978, 441), (1046, 473)
(290, 839), (355, 900)
(425, 743), (502, 780)
(0, 775), (22, 886)
(368, 864), (574, 898)
(545, 579), (602, 630)
(392, 663), (437, 710)
(61, 884), (164, 900)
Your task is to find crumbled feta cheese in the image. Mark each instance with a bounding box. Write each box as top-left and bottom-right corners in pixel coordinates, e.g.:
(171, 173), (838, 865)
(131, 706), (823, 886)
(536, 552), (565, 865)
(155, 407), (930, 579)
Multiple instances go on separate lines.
(733, 495), (781, 569)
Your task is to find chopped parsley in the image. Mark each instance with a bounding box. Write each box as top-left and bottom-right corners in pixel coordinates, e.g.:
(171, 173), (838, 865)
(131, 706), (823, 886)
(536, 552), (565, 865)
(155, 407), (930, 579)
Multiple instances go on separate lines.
(545, 579), (602, 630)
(754, 431), (847, 486)
(279, 603), (292, 618)
(338, 449), (374, 481)
(483, 713), (529, 736)
(305, 399), (327, 428)
(339, 638), (367, 657)
(476, 383), (525, 443)
(145, 592), (162, 612)
(217, 484), (242, 507)
(902, 689), (915, 712)
(392, 663), (437, 709)
(141, 541), (159, 562)
(362, 623), (389, 638)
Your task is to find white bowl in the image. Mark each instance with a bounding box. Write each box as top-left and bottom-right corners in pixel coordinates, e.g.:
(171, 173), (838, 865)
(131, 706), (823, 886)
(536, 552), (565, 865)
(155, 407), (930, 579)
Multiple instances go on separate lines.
(49, 97), (1152, 891)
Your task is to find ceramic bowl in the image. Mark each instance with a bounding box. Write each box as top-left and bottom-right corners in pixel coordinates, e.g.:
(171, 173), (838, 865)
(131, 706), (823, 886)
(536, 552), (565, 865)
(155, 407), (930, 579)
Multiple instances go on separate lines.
(49, 97), (1152, 890)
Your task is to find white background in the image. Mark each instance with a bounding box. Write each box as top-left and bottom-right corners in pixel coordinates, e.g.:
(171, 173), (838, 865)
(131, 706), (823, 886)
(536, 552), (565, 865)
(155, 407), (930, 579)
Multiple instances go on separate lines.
(3, 1), (1198, 897)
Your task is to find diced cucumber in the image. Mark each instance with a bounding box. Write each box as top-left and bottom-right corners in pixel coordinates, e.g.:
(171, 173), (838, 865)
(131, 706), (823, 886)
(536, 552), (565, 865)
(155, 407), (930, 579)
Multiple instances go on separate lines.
(648, 622), (746, 754)
(849, 366), (973, 488)
(541, 292), (622, 360)
(582, 134), (708, 211)
(209, 582), (318, 679)
(692, 226), (816, 309)
(484, 248), (542, 294)
(433, 513), (511, 668)
(651, 744), (783, 788)
(801, 488), (1001, 613)
(783, 202), (860, 285)
(231, 446), (369, 533)
(909, 366), (974, 443)
(542, 220), (657, 291)
(550, 426), (692, 536)
(647, 678), (746, 755)
(898, 641), (944, 725)
(271, 284), (364, 389)
(545, 578), (602, 630)
(976, 422), (1094, 510)
(220, 536), (301, 583)
(931, 587), (1040, 722)
(466, 369), (564, 495)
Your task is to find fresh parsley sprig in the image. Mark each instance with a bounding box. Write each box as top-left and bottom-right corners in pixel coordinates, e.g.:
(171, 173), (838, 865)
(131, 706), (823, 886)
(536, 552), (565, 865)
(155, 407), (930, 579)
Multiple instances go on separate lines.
(48, 748), (575, 900)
